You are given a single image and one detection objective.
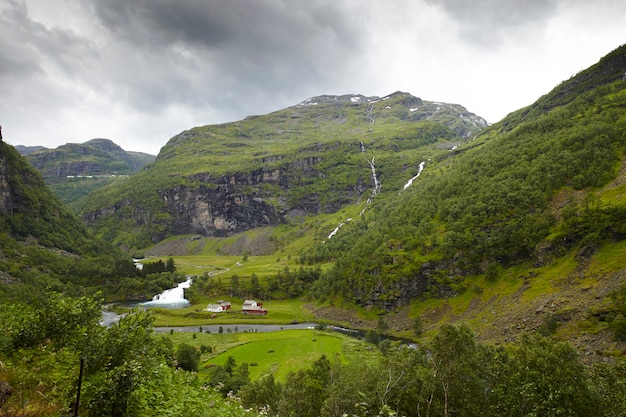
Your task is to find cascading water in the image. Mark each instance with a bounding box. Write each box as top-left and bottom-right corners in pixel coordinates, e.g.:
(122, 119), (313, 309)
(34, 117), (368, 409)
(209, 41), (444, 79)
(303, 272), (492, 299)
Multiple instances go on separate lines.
(402, 161), (426, 191)
(142, 278), (192, 309)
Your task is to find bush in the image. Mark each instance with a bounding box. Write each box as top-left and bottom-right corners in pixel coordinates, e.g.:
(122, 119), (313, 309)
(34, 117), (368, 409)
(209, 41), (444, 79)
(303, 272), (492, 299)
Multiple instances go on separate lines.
(610, 314), (626, 341)
(365, 329), (381, 346)
(538, 314), (559, 336)
(176, 343), (201, 372)
(412, 316), (423, 337)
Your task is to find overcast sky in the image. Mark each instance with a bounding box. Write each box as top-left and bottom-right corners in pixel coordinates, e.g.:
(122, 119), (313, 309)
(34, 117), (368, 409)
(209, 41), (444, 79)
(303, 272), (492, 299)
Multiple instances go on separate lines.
(2, 0), (625, 155)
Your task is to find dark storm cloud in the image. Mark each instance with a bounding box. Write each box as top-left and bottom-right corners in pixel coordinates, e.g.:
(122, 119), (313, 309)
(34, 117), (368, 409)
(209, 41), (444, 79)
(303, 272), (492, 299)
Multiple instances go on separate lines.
(91, 0), (357, 49)
(86, 0), (365, 114)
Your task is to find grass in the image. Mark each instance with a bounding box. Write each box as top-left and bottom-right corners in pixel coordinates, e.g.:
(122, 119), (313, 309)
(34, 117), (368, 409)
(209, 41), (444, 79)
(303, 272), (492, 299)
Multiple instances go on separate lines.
(588, 239), (626, 275)
(165, 329), (381, 381)
(205, 331), (343, 380)
(146, 298), (316, 327)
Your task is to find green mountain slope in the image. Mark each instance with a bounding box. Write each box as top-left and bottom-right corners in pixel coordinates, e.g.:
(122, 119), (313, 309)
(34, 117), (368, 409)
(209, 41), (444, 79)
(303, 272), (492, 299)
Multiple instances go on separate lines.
(311, 44), (626, 309)
(0, 140), (136, 300)
(80, 92), (487, 249)
(22, 138), (155, 209)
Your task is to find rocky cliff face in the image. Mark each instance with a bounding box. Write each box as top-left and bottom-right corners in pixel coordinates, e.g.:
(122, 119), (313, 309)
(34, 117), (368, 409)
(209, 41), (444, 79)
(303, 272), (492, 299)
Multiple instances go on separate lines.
(84, 153), (368, 242)
(160, 183), (282, 238)
(0, 144), (13, 215)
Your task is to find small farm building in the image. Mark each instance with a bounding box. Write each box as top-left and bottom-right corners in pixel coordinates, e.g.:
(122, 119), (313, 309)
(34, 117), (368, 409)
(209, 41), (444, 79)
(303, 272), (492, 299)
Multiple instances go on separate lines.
(205, 300), (232, 313)
(242, 300), (268, 315)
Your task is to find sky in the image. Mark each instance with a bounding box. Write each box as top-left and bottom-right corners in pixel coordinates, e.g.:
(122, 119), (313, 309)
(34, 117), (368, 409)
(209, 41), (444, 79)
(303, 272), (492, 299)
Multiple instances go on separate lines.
(1, 0), (625, 155)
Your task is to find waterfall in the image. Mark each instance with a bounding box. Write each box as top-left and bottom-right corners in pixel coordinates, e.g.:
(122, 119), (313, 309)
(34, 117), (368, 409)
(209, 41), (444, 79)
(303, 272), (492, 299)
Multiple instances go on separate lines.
(402, 161), (426, 191)
(142, 278), (192, 309)
(326, 217), (352, 240)
(369, 157), (381, 196)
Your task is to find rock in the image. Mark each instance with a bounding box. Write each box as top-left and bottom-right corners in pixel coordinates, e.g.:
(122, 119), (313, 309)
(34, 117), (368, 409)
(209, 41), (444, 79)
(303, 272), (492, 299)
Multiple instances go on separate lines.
(0, 380), (11, 409)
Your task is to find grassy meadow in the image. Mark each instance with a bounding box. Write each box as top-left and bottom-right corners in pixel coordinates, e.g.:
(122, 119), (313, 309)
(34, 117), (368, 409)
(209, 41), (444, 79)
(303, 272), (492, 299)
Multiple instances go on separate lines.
(140, 297), (316, 327)
(165, 329), (381, 381)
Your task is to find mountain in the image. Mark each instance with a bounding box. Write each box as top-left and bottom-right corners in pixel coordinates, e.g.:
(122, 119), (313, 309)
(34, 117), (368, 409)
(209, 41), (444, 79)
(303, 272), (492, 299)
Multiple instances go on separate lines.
(0, 139), (136, 300)
(80, 92), (487, 249)
(24, 138), (155, 177)
(20, 138), (155, 209)
(14, 145), (47, 155)
(307, 46), (626, 310)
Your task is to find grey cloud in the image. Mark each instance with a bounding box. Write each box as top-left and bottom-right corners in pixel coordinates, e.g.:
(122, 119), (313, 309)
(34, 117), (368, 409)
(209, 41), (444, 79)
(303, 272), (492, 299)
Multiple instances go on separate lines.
(425, 0), (560, 46)
(84, 0), (367, 118)
(90, 0), (361, 51)
(4, 0), (624, 154)
(89, 0), (362, 69)
(0, 1), (45, 78)
(0, 0), (96, 80)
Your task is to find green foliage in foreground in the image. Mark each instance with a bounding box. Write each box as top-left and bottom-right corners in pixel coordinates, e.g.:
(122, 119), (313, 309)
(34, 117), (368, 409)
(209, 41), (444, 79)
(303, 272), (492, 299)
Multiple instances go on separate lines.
(3, 293), (625, 417)
(229, 324), (626, 417)
(0, 294), (264, 417)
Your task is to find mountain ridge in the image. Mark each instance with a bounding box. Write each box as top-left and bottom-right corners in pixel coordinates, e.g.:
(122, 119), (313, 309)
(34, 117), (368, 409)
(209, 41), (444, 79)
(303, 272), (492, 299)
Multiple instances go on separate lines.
(23, 138), (155, 178)
(17, 138), (155, 209)
(81, 91), (487, 248)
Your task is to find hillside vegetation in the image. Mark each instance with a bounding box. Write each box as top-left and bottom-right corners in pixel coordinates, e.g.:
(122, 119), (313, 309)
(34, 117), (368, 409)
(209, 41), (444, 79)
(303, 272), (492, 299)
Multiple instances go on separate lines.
(310, 44), (626, 308)
(0, 141), (172, 302)
(132, 45), (626, 356)
(78, 92), (486, 248)
(22, 138), (155, 209)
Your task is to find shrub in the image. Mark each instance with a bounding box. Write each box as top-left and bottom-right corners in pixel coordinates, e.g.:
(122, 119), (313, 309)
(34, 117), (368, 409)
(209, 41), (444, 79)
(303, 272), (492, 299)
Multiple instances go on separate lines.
(610, 314), (626, 341)
(176, 343), (201, 372)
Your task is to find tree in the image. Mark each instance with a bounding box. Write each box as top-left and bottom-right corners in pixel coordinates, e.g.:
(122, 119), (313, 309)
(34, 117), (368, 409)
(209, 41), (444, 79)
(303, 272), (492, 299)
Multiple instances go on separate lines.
(412, 316), (423, 337)
(250, 273), (260, 296)
(426, 324), (493, 417)
(176, 343), (200, 372)
(230, 274), (240, 296)
(322, 361), (380, 417)
(165, 257), (176, 272)
(240, 374), (283, 416)
(590, 357), (626, 417)
(537, 313), (559, 336)
(373, 345), (429, 417)
(365, 329), (381, 346)
(278, 356), (331, 417)
(489, 334), (598, 417)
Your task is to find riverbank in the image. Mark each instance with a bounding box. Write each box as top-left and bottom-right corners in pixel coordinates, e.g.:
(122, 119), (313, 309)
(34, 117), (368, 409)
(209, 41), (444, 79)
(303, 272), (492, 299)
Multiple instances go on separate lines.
(153, 322), (318, 333)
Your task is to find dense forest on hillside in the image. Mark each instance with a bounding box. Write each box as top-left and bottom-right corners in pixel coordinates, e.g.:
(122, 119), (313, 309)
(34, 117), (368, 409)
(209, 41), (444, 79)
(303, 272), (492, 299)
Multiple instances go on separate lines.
(308, 47), (626, 308)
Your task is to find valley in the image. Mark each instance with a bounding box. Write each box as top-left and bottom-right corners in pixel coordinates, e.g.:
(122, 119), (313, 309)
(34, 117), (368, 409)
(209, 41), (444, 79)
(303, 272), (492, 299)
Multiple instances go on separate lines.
(1, 44), (626, 416)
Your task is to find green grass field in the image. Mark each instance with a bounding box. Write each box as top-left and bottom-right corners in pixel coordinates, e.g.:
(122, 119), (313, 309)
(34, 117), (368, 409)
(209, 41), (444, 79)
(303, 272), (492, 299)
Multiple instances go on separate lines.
(143, 297), (316, 327)
(165, 329), (381, 381)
